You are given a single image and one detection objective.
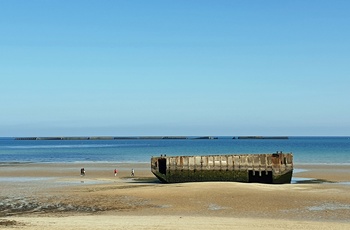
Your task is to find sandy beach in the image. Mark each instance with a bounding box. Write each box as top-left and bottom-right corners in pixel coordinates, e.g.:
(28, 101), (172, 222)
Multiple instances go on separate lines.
(1, 163), (350, 229)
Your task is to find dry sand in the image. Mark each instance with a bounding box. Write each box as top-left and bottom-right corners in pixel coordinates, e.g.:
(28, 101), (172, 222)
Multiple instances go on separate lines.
(1, 163), (350, 229)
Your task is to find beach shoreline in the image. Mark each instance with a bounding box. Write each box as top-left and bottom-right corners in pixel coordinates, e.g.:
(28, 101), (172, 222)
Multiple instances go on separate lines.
(1, 162), (350, 229)
(1, 162), (349, 182)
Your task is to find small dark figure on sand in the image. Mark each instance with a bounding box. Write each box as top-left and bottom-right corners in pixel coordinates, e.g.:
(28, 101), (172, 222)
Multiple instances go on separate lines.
(81, 167), (85, 176)
(114, 169), (118, 176)
(131, 168), (135, 177)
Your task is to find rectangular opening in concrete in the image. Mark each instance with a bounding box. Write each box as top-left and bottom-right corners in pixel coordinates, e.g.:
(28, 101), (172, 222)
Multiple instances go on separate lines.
(248, 170), (273, 183)
(158, 158), (167, 175)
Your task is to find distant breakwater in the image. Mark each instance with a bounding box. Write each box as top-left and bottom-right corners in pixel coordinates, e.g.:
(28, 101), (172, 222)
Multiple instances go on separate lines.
(237, 136), (289, 140)
(14, 136), (288, 140)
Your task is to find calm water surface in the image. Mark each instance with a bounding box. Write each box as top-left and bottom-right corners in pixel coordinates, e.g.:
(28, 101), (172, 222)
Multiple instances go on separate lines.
(0, 137), (349, 165)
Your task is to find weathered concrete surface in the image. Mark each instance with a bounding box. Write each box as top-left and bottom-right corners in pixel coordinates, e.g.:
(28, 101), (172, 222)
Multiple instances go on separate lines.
(151, 152), (293, 184)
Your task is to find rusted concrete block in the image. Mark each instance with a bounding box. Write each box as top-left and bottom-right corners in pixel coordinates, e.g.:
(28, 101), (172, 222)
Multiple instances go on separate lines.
(151, 152), (293, 184)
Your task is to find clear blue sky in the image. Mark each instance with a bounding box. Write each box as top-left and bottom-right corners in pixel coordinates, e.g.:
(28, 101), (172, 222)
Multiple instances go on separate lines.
(1, 0), (349, 137)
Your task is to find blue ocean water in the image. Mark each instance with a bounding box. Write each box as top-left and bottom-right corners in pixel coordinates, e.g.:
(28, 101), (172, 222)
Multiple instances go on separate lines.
(0, 137), (349, 165)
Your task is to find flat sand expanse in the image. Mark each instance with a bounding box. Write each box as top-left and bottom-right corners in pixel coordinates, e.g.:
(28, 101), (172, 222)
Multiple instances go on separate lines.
(1, 163), (350, 229)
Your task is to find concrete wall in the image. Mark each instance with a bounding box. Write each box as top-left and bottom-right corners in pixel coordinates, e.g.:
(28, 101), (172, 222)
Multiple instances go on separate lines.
(151, 153), (293, 184)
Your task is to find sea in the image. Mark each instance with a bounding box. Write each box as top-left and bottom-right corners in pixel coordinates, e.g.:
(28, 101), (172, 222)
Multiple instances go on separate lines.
(0, 136), (349, 165)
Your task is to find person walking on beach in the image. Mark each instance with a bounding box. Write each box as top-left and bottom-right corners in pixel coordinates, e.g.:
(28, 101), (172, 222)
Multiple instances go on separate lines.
(80, 167), (85, 176)
(114, 169), (118, 176)
(131, 168), (135, 177)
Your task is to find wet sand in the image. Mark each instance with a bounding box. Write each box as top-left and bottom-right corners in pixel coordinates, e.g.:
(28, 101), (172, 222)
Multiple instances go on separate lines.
(1, 163), (350, 229)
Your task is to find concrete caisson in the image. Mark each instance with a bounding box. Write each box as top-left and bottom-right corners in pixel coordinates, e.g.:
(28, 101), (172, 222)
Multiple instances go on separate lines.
(151, 152), (293, 184)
